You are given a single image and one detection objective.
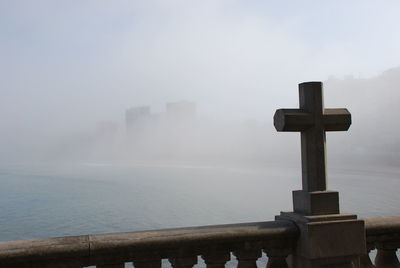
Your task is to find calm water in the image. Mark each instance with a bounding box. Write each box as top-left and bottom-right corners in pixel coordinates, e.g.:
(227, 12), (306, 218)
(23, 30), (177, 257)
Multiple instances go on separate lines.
(0, 162), (399, 242)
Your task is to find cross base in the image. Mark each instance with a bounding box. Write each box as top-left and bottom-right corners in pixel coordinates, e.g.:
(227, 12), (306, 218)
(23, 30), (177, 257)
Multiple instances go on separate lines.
(293, 190), (339, 216)
(276, 212), (366, 268)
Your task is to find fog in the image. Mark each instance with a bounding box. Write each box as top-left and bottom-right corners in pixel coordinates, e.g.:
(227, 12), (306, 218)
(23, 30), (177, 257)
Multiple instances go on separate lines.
(1, 1), (400, 168)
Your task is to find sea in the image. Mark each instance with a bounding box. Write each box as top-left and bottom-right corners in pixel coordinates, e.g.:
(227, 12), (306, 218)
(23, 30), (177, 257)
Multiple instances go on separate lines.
(0, 162), (399, 266)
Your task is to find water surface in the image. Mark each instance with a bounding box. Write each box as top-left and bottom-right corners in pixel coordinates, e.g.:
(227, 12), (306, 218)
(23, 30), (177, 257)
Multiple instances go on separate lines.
(0, 163), (398, 242)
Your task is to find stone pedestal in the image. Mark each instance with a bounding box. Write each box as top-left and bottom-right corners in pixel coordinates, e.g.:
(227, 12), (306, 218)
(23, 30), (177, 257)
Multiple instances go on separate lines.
(277, 212), (366, 268)
(293, 190), (339, 215)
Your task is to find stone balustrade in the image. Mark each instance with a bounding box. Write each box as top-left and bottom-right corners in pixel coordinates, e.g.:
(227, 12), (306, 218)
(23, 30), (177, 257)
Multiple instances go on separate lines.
(0, 216), (398, 268)
(362, 216), (400, 268)
(0, 220), (298, 268)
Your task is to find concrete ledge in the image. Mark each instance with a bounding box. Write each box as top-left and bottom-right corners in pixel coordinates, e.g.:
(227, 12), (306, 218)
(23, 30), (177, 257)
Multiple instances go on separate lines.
(279, 212), (357, 223)
(0, 220), (298, 266)
(0, 217), (398, 267)
(364, 216), (400, 236)
(363, 216), (400, 250)
(0, 236), (90, 267)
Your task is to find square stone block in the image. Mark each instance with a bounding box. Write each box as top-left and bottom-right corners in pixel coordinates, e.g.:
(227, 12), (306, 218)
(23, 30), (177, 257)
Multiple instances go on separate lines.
(277, 212), (366, 268)
(293, 190), (339, 215)
(296, 219), (366, 259)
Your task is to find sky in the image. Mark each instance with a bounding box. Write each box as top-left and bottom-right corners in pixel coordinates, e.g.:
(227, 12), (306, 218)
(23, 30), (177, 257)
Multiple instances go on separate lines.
(1, 0), (400, 162)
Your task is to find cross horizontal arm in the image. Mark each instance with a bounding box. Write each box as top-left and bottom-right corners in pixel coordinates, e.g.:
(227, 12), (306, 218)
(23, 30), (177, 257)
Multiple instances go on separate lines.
(323, 109), (351, 131)
(274, 109), (313, 131)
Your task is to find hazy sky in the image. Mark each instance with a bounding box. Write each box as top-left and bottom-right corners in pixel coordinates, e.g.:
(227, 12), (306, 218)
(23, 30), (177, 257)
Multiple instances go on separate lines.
(1, 0), (400, 161)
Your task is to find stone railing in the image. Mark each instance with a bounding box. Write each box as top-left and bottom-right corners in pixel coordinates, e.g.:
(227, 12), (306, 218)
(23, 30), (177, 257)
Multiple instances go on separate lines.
(0, 216), (399, 268)
(0, 220), (298, 268)
(362, 216), (400, 268)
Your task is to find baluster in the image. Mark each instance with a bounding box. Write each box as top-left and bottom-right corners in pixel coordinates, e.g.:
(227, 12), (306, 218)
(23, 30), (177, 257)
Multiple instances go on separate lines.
(265, 249), (290, 268)
(133, 259), (161, 268)
(97, 263), (125, 268)
(169, 256), (198, 268)
(233, 249), (262, 268)
(360, 244), (376, 268)
(375, 248), (399, 268)
(202, 251), (231, 268)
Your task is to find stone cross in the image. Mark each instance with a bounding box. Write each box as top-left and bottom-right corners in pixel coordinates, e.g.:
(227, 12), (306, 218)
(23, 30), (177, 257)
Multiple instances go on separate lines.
(274, 82), (351, 192)
(274, 82), (366, 268)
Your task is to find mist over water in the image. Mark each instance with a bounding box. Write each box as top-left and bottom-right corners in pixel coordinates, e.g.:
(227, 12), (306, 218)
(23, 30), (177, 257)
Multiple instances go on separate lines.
(1, 1), (400, 168)
(3, 68), (400, 169)
(1, 1), (400, 245)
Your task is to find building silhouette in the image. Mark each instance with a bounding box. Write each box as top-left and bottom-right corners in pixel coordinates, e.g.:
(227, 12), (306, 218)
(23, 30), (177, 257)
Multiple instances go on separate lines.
(125, 106), (151, 135)
(166, 101), (196, 122)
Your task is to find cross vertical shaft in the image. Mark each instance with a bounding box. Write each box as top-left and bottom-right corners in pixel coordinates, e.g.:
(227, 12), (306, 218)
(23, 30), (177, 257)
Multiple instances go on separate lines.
(299, 82), (327, 191)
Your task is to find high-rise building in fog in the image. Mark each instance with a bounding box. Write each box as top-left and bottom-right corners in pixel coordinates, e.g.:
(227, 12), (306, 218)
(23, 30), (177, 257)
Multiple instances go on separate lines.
(125, 106), (151, 134)
(166, 101), (196, 121)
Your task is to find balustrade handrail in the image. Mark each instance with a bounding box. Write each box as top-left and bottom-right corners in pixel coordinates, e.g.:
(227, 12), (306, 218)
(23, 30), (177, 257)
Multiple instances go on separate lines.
(362, 216), (400, 268)
(364, 216), (400, 236)
(363, 216), (400, 252)
(0, 220), (298, 267)
(0, 216), (399, 267)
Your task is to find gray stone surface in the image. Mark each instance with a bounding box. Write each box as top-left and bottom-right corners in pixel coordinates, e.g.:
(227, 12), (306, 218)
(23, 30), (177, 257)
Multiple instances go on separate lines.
(274, 82), (351, 193)
(292, 190), (339, 216)
(274, 82), (365, 267)
(0, 220), (298, 267)
(278, 212), (366, 268)
(0, 216), (398, 267)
